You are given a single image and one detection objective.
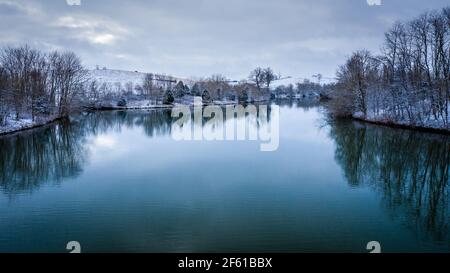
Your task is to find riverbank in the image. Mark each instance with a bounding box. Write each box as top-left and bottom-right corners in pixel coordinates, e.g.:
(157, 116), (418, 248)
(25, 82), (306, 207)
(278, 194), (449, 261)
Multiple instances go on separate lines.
(0, 99), (252, 136)
(94, 104), (174, 110)
(351, 115), (450, 135)
(6, 98), (445, 137)
(92, 97), (269, 111)
(0, 115), (64, 137)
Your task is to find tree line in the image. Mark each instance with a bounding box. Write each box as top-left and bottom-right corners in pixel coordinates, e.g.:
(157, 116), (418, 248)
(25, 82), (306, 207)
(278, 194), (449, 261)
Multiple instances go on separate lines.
(132, 67), (281, 105)
(1, 43), (328, 128)
(331, 6), (450, 129)
(274, 79), (334, 100)
(0, 45), (283, 123)
(0, 45), (87, 125)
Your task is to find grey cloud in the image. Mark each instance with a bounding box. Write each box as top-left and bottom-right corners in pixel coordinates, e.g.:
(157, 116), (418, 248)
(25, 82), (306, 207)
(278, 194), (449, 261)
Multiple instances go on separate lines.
(1, 0), (449, 80)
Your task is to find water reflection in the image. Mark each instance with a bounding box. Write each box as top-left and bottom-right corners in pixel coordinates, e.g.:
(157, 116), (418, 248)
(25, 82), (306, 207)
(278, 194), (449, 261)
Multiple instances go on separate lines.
(0, 120), (88, 195)
(329, 120), (450, 242)
(1, 104), (449, 251)
(82, 110), (174, 137)
(0, 107), (274, 194)
(273, 98), (320, 110)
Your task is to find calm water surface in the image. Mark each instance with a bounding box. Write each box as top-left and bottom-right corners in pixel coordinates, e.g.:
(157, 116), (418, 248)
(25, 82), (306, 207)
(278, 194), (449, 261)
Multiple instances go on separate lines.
(0, 101), (449, 252)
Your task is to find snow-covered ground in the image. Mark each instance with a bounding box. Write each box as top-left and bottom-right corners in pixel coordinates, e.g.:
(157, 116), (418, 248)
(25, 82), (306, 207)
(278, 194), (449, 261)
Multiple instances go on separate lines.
(88, 69), (146, 89)
(272, 77), (334, 88)
(0, 115), (60, 135)
(353, 111), (449, 132)
(273, 77), (301, 88)
(275, 92), (320, 100)
(97, 96), (240, 110)
(87, 68), (188, 93)
(96, 99), (173, 109)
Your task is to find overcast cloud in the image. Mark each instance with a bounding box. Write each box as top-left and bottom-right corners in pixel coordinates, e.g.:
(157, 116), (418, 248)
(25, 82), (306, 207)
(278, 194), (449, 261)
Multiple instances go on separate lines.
(0, 0), (449, 80)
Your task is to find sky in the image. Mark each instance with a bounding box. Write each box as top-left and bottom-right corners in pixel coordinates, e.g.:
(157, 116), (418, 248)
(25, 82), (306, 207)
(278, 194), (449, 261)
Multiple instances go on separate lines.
(0, 0), (448, 82)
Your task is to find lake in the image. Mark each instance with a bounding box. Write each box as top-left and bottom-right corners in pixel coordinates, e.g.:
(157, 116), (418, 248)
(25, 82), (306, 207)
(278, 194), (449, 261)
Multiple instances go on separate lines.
(0, 101), (449, 253)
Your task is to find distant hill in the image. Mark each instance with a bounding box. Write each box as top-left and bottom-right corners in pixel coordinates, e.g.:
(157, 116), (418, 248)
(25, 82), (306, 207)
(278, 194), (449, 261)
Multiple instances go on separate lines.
(87, 68), (188, 93)
(88, 69), (147, 88)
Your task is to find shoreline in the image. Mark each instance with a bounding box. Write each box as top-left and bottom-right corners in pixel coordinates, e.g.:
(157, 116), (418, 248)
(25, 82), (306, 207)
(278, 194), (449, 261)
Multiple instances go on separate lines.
(0, 116), (65, 137)
(0, 101), (246, 136)
(94, 104), (174, 111)
(351, 116), (450, 135)
(92, 99), (270, 111)
(2, 101), (449, 137)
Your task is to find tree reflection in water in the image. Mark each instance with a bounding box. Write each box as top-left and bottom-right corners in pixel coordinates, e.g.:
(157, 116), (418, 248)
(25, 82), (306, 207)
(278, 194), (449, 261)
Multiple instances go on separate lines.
(0, 107), (273, 195)
(329, 120), (450, 242)
(1, 106), (448, 246)
(0, 120), (88, 194)
(0, 110), (176, 195)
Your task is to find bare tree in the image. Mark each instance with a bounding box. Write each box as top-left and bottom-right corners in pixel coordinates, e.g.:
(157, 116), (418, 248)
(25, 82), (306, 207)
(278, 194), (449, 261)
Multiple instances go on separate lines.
(0, 63), (10, 125)
(52, 51), (88, 116)
(89, 80), (99, 105)
(335, 50), (380, 117)
(249, 67), (264, 92)
(262, 67), (278, 90)
(124, 81), (134, 95)
(143, 73), (154, 99)
(331, 6), (450, 129)
(0, 45), (88, 123)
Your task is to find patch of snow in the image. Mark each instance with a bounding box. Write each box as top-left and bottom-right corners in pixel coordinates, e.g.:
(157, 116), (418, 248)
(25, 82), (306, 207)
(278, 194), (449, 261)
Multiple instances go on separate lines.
(0, 114), (59, 135)
(87, 68), (188, 95)
(352, 111), (449, 131)
(88, 69), (146, 89)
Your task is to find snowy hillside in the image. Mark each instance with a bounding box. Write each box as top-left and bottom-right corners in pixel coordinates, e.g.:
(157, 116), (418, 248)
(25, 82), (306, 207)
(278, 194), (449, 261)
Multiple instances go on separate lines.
(273, 77), (335, 87)
(273, 77), (300, 87)
(88, 69), (146, 88)
(87, 68), (190, 95)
